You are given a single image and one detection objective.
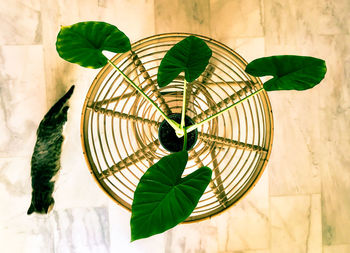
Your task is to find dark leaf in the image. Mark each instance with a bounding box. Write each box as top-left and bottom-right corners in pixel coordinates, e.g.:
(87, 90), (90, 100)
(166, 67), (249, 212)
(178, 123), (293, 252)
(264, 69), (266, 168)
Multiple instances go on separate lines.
(56, 21), (131, 69)
(130, 150), (212, 241)
(245, 55), (327, 91)
(157, 36), (212, 87)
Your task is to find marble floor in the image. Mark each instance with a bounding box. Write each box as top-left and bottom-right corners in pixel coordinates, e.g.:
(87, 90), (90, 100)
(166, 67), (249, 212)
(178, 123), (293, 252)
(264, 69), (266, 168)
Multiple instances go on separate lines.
(1, 0), (349, 252)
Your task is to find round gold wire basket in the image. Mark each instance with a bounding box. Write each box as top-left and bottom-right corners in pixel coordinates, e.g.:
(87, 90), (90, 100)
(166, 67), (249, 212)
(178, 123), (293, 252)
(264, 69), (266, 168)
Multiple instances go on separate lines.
(81, 33), (273, 222)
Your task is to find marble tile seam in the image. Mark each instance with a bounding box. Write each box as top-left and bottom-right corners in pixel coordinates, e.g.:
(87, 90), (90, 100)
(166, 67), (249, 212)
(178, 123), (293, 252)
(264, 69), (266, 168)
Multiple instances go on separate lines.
(324, 243), (350, 247)
(0, 42), (43, 46)
(217, 248), (271, 252)
(0, 44), (44, 48)
(0, 155), (32, 159)
(268, 176), (272, 251)
(269, 193), (322, 198)
(259, 0), (265, 36)
(213, 35), (268, 40)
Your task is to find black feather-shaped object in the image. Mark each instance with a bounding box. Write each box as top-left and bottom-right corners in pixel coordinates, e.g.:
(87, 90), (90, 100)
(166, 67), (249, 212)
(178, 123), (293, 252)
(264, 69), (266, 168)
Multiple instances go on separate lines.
(27, 85), (74, 215)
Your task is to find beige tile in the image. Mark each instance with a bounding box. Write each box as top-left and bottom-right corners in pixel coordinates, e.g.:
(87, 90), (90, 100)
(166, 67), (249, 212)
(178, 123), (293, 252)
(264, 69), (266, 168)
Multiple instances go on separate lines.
(264, 1), (350, 247)
(265, 60), (323, 197)
(215, 170), (269, 252)
(0, 45), (47, 157)
(52, 207), (110, 252)
(0, 157), (54, 252)
(0, 206), (110, 253)
(42, 0), (154, 41)
(211, 0), (264, 41)
(108, 202), (166, 253)
(0, 158), (31, 222)
(263, 0), (322, 54)
(211, 37), (265, 65)
(310, 195), (323, 253)
(225, 250), (270, 253)
(0, 0), (41, 45)
(0, 215), (55, 253)
(271, 194), (321, 253)
(264, 0), (327, 197)
(164, 219), (219, 253)
(323, 244), (350, 253)
(264, 0), (350, 37)
(317, 35), (350, 245)
(267, 89), (322, 195)
(264, 0), (350, 53)
(155, 0), (210, 36)
(234, 37), (265, 63)
(97, 0), (155, 42)
(47, 80), (111, 210)
(263, 32), (350, 246)
(54, 106), (112, 209)
(314, 0), (350, 35)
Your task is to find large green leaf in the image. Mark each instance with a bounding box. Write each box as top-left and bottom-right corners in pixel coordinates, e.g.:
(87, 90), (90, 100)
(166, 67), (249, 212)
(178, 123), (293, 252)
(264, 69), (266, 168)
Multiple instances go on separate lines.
(157, 36), (212, 87)
(130, 150), (212, 241)
(56, 21), (131, 69)
(245, 55), (327, 91)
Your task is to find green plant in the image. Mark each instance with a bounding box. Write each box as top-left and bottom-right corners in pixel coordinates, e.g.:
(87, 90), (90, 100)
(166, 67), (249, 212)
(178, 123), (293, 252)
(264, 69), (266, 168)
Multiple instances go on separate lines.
(56, 21), (327, 241)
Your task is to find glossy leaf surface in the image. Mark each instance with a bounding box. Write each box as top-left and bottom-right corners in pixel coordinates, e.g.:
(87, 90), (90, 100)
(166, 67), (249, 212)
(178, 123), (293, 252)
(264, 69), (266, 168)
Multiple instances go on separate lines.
(130, 150), (212, 241)
(157, 36), (212, 87)
(56, 21), (131, 69)
(245, 55), (327, 91)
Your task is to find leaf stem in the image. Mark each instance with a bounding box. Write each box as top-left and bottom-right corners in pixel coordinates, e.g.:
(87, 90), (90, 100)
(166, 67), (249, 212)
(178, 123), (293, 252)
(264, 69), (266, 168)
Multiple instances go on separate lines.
(182, 128), (187, 151)
(180, 79), (187, 130)
(107, 59), (181, 132)
(185, 88), (265, 133)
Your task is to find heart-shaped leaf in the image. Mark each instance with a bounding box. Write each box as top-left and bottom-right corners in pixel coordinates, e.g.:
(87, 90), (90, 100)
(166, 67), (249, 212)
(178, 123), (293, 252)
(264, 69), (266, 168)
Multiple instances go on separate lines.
(56, 21), (131, 69)
(130, 150), (212, 241)
(245, 55), (327, 91)
(157, 36), (212, 87)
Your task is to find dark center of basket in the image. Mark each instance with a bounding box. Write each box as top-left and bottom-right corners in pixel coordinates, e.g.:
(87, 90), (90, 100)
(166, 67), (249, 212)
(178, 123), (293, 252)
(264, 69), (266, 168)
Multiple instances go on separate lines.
(158, 113), (198, 153)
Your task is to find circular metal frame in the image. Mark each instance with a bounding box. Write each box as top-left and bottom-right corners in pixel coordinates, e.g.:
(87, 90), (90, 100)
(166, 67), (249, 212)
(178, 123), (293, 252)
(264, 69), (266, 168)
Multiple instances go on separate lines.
(81, 33), (274, 222)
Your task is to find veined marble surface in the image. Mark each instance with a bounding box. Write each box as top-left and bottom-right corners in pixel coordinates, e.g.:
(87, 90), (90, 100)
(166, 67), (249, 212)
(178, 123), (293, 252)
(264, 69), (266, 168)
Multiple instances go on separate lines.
(1, 0), (349, 252)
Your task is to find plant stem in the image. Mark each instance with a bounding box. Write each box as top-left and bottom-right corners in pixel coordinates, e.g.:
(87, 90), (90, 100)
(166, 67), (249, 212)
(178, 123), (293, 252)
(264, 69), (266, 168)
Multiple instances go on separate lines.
(180, 79), (187, 130)
(107, 59), (181, 132)
(182, 128), (188, 151)
(185, 88), (265, 133)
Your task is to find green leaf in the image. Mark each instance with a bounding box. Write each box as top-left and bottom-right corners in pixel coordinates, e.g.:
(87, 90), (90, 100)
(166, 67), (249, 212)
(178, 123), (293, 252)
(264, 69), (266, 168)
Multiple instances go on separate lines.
(157, 36), (212, 87)
(130, 150), (212, 241)
(56, 21), (131, 69)
(245, 55), (327, 91)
